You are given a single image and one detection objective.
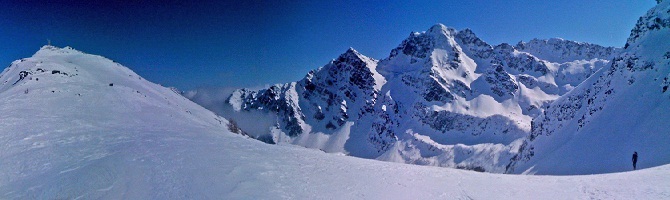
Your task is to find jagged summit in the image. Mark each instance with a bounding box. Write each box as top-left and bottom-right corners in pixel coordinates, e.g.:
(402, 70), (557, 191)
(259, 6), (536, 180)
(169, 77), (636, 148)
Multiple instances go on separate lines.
(336, 47), (373, 65)
(380, 23), (473, 76)
(424, 23), (460, 48)
(344, 47), (360, 54)
(426, 23), (457, 37)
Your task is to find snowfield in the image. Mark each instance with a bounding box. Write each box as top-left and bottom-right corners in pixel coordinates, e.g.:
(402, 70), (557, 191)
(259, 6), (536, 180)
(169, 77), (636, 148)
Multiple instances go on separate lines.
(0, 46), (668, 199)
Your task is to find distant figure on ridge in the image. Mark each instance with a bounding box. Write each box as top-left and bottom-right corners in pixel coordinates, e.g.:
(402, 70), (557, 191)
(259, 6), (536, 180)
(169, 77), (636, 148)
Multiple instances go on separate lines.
(632, 151), (638, 170)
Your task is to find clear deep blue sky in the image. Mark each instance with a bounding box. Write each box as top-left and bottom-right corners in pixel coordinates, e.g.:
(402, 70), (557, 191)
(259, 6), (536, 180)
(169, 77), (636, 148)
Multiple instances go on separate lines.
(1, 1), (656, 90)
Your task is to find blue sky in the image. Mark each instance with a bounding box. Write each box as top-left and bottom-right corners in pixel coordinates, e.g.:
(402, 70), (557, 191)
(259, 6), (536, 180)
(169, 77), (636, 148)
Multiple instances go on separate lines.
(1, 1), (656, 90)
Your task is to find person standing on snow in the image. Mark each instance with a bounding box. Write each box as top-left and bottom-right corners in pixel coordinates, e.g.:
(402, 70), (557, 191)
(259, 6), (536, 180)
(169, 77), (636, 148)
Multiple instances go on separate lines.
(632, 152), (638, 170)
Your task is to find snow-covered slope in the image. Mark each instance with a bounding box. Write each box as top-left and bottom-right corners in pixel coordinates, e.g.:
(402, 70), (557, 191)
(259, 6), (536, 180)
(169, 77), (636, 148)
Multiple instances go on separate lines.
(508, 1), (670, 175)
(0, 46), (239, 198)
(1, 45), (668, 200)
(190, 24), (618, 173)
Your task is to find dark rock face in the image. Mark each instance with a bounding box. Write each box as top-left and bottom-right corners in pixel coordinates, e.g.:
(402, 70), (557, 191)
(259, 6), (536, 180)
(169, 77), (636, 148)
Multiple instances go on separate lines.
(485, 65), (519, 98)
(517, 75), (538, 89)
(391, 33), (435, 61)
(398, 72), (454, 103)
(368, 101), (398, 152)
(456, 29), (495, 60)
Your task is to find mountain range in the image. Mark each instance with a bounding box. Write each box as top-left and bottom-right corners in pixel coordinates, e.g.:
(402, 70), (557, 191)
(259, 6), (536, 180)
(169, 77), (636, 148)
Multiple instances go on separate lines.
(187, 23), (624, 173)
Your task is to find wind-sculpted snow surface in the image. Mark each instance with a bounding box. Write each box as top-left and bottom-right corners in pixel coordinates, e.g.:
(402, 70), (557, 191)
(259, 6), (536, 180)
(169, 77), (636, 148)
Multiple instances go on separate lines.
(194, 23), (618, 173)
(508, 1), (670, 175)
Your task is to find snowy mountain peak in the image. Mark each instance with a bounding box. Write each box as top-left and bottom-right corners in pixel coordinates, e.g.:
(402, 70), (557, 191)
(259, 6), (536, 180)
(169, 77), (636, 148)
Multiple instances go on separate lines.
(344, 47), (359, 54)
(337, 47), (373, 65)
(0, 46), (143, 94)
(0, 46), (228, 130)
(329, 48), (382, 86)
(381, 23), (470, 75)
(426, 24), (460, 49)
(33, 45), (83, 57)
(426, 23), (457, 37)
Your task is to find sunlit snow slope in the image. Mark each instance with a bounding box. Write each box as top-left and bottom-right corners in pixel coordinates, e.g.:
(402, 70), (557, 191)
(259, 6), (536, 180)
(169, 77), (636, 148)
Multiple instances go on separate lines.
(508, 1), (670, 175)
(0, 46), (234, 198)
(0, 46), (668, 199)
